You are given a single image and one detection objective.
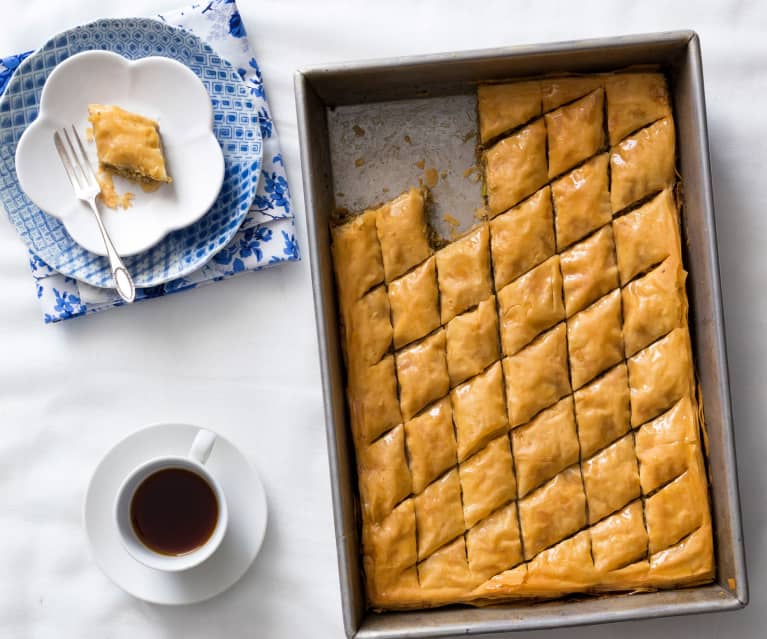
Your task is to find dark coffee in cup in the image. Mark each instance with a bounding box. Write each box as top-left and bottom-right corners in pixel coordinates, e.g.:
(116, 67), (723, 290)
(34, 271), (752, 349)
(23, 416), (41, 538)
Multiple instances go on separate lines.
(130, 467), (218, 556)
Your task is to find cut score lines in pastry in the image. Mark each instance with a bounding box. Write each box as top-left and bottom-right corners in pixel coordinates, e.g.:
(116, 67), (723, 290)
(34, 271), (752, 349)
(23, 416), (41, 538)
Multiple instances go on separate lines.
(331, 71), (713, 609)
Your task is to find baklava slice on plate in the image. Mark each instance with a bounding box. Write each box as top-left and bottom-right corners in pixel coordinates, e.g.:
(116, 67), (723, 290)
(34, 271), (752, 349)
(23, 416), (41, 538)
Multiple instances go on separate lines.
(88, 104), (172, 184)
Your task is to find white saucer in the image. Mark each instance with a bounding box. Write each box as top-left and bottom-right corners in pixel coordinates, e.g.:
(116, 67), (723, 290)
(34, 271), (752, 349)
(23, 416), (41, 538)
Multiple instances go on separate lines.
(83, 423), (267, 605)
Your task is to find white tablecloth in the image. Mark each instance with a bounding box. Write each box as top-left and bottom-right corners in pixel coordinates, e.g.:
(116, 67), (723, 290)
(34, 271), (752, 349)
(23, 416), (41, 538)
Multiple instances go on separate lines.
(0, 1), (764, 637)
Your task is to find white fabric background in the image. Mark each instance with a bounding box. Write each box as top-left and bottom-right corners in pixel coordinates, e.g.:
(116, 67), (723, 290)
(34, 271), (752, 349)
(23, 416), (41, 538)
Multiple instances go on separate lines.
(0, 1), (764, 637)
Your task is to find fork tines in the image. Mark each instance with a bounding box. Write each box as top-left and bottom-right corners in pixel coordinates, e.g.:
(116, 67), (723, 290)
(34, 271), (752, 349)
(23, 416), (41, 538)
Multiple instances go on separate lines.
(53, 126), (99, 193)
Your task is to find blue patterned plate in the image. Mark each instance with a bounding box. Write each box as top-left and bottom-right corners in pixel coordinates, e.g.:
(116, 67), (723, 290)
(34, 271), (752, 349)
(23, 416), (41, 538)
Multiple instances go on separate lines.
(0, 18), (262, 288)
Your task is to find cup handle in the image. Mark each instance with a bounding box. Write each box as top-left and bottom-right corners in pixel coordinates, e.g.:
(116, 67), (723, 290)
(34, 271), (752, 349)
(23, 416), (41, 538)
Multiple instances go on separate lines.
(189, 429), (217, 465)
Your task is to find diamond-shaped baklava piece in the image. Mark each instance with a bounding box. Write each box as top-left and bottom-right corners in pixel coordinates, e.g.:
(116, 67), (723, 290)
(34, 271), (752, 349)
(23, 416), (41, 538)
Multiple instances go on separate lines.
(613, 188), (680, 285)
(512, 396), (579, 497)
(519, 466), (587, 559)
(628, 328), (694, 427)
(605, 73), (672, 145)
(368, 566), (419, 608)
(545, 88), (605, 178)
(541, 76), (604, 111)
(582, 434), (641, 523)
(331, 209), (384, 305)
(396, 329), (449, 421)
(645, 468), (706, 553)
(622, 258), (686, 357)
(388, 257), (440, 349)
(503, 323), (571, 428)
(414, 469), (466, 560)
(375, 187), (432, 281)
(649, 523), (714, 586)
(552, 153), (611, 250)
(445, 296), (499, 386)
(484, 119), (548, 215)
(567, 290), (624, 390)
(574, 363), (631, 458)
(365, 499), (416, 571)
(404, 398), (457, 494)
(498, 256), (565, 356)
(560, 225), (619, 317)
(436, 225), (492, 323)
(466, 502), (523, 580)
(358, 425), (412, 523)
(525, 529), (596, 592)
(635, 397), (699, 494)
(451, 362), (509, 461)
(418, 537), (473, 590)
(363, 497), (417, 585)
(477, 81), (542, 143)
(459, 435), (516, 528)
(471, 558), (528, 596)
(610, 117), (676, 213)
(348, 355), (402, 445)
(490, 186), (555, 289)
(344, 286), (392, 368)
(590, 501), (648, 572)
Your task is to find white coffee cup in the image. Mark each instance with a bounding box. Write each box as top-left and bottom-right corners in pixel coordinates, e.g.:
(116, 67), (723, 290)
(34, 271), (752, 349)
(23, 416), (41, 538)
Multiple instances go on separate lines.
(114, 429), (228, 572)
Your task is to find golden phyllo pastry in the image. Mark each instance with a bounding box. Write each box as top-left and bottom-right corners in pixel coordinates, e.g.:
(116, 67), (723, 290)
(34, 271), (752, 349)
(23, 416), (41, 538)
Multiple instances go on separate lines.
(605, 73), (672, 144)
(483, 119), (548, 215)
(87, 104), (171, 184)
(330, 70), (713, 610)
(497, 256), (564, 356)
(512, 397), (579, 497)
(445, 296), (499, 386)
(489, 186), (555, 289)
(451, 362), (508, 461)
(477, 81), (541, 143)
(551, 153), (611, 249)
(544, 88), (605, 178)
(610, 116), (675, 212)
(541, 76), (604, 111)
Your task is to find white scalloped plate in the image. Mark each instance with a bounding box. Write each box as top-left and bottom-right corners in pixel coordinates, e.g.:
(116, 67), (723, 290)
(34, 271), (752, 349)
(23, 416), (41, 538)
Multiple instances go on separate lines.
(15, 50), (225, 257)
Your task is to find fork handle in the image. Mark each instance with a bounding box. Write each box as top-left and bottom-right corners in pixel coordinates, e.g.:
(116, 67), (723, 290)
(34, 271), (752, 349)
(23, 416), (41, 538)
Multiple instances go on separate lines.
(87, 198), (136, 303)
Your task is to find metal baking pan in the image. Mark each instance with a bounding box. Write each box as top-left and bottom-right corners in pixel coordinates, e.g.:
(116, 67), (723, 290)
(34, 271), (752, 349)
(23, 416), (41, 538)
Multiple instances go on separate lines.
(295, 30), (748, 638)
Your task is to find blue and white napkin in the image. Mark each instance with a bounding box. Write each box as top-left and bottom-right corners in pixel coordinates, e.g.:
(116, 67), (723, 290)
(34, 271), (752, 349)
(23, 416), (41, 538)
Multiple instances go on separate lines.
(0, 0), (299, 323)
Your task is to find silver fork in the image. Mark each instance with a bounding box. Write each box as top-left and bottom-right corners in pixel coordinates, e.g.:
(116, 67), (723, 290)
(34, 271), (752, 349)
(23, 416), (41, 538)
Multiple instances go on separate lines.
(53, 126), (136, 303)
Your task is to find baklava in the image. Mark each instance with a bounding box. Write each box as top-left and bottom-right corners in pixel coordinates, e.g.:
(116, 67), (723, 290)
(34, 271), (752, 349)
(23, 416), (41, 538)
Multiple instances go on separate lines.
(87, 104), (172, 184)
(331, 73), (713, 609)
